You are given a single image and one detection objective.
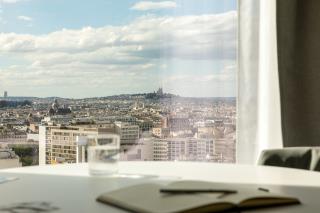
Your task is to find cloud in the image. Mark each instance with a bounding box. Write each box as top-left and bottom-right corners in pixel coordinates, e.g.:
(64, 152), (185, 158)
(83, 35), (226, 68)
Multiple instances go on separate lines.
(163, 63), (237, 97)
(17, 15), (33, 21)
(1, 0), (28, 25)
(131, 1), (177, 11)
(165, 64), (236, 84)
(0, 12), (236, 59)
(0, 0), (24, 4)
(0, 11), (237, 97)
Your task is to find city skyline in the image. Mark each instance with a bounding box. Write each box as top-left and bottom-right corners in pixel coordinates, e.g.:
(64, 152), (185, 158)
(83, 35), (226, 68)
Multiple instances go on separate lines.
(0, 90), (236, 165)
(0, 0), (237, 98)
(0, 90), (237, 100)
(0, 88), (237, 99)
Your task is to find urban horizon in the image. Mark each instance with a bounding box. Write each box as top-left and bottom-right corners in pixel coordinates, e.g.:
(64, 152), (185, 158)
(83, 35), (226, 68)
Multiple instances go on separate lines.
(0, 87), (236, 166)
(0, 90), (237, 100)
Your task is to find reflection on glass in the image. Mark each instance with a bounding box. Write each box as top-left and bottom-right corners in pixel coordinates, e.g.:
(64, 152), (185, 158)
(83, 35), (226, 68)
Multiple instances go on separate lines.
(0, 0), (237, 169)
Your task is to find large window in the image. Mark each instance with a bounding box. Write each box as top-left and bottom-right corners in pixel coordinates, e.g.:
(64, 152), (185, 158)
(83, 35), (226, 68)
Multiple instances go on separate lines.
(0, 0), (237, 168)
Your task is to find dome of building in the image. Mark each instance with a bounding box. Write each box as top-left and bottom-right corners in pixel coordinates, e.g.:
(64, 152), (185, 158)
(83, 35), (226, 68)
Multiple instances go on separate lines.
(51, 99), (59, 111)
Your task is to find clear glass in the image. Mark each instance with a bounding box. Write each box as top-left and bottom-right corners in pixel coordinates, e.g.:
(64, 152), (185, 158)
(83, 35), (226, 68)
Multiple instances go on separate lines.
(88, 134), (120, 176)
(0, 0), (237, 170)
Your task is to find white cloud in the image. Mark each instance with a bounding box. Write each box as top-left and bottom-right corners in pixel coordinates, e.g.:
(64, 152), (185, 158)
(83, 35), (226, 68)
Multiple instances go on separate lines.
(166, 64), (236, 84)
(0, 11), (237, 97)
(0, 0), (24, 4)
(0, 12), (236, 58)
(17, 15), (33, 21)
(1, 0), (28, 25)
(131, 1), (177, 11)
(163, 63), (236, 97)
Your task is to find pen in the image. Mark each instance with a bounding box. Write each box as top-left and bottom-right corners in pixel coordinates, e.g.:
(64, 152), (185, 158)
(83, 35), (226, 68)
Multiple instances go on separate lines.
(258, 187), (270, 192)
(159, 189), (238, 194)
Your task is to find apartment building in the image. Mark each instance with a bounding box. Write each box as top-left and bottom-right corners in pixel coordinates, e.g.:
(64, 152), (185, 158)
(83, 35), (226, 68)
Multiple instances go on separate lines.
(115, 122), (139, 145)
(39, 124), (117, 165)
(153, 138), (215, 161)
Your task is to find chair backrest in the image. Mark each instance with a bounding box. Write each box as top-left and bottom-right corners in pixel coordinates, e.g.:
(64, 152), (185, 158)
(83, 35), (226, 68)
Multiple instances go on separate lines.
(310, 148), (320, 171)
(258, 147), (320, 171)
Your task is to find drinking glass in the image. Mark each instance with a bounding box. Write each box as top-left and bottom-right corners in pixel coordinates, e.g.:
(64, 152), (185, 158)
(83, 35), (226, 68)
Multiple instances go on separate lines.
(87, 134), (120, 176)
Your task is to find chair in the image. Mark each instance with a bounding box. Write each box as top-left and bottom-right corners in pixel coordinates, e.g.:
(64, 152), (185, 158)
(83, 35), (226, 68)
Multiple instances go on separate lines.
(258, 147), (320, 171)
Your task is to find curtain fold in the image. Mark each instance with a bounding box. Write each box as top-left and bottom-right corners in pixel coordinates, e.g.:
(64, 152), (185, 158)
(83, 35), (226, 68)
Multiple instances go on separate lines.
(277, 0), (320, 147)
(237, 0), (282, 164)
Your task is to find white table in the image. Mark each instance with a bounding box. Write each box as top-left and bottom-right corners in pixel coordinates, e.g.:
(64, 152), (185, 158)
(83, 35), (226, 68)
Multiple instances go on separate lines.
(4, 162), (320, 186)
(1, 162), (320, 212)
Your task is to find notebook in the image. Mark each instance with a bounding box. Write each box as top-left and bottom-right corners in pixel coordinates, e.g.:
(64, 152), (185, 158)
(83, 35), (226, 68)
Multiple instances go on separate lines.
(97, 180), (300, 213)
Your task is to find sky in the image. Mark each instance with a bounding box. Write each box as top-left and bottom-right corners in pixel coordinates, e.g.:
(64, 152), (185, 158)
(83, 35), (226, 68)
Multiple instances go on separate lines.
(0, 0), (237, 98)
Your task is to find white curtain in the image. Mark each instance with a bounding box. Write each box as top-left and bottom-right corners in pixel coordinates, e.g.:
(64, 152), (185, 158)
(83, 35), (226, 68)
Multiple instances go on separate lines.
(237, 0), (283, 164)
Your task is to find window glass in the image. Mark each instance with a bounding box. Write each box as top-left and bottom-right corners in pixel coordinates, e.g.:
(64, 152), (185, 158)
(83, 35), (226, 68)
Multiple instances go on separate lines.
(0, 0), (237, 168)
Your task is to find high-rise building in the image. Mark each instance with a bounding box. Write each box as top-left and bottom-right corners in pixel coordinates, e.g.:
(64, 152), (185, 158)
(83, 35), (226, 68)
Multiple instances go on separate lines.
(3, 91), (7, 98)
(152, 138), (215, 161)
(115, 122), (139, 145)
(39, 123), (117, 165)
(152, 139), (168, 161)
